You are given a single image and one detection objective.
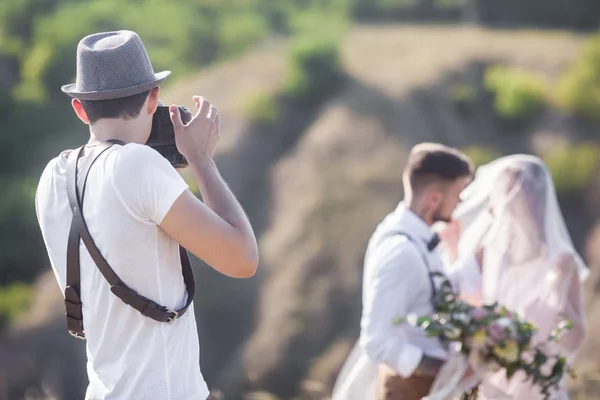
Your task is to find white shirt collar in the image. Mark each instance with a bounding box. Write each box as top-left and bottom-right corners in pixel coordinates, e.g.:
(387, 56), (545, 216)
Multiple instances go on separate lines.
(391, 202), (434, 243)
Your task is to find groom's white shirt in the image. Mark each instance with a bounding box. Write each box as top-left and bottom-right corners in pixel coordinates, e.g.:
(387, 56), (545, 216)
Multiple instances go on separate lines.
(333, 202), (481, 400)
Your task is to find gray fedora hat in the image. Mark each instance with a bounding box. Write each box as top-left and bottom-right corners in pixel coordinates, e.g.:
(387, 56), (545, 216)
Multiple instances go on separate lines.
(61, 30), (170, 101)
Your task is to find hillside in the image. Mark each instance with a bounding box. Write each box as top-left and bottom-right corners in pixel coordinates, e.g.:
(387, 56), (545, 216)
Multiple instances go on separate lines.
(1, 24), (598, 400)
(228, 25), (596, 399)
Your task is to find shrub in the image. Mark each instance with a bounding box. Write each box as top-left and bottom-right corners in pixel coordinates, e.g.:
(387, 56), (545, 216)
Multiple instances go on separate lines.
(217, 12), (269, 59)
(0, 177), (46, 285)
(484, 65), (547, 122)
(435, 0), (468, 7)
(0, 282), (32, 330)
(351, 0), (417, 16)
(283, 34), (345, 105)
(460, 145), (502, 169)
(242, 91), (279, 125)
(556, 33), (600, 123)
(450, 83), (477, 115)
(542, 143), (600, 196)
(450, 83), (476, 104)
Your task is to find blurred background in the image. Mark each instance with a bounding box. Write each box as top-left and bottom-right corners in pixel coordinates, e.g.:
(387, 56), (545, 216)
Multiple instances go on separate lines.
(1, 0), (600, 399)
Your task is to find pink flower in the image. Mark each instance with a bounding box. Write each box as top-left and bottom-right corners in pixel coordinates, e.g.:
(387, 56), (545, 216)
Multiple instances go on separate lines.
(470, 308), (487, 321)
(488, 322), (506, 342)
(540, 359), (555, 377)
(521, 350), (535, 364)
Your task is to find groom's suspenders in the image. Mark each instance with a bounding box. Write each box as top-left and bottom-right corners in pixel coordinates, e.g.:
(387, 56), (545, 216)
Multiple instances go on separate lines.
(393, 231), (450, 351)
(63, 140), (196, 340)
(392, 231), (438, 300)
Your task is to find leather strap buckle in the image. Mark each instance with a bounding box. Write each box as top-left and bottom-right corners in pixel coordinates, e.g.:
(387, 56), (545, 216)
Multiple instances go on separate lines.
(164, 307), (179, 324)
(69, 330), (85, 340)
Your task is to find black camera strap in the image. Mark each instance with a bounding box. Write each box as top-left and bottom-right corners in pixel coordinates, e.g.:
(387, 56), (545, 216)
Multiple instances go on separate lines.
(64, 140), (196, 340)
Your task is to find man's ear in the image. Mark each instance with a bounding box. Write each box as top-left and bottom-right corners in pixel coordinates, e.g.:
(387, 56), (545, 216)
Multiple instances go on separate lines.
(426, 184), (442, 204)
(430, 191), (442, 207)
(147, 87), (160, 115)
(71, 99), (90, 124)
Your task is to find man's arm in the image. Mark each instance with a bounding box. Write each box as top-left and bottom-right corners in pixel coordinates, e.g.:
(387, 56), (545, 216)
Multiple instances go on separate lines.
(159, 97), (258, 278)
(360, 237), (437, 378)
(160, 161), (258, 278)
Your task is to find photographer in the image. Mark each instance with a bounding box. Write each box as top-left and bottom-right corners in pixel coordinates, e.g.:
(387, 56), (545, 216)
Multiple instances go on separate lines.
(34, 30), (258, 400)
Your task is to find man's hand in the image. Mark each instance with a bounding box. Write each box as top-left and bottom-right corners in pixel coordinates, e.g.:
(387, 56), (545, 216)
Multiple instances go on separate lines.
(170, 96), (221, 164)
(439, 219), (461, 263)
(161, 96), (259, 279)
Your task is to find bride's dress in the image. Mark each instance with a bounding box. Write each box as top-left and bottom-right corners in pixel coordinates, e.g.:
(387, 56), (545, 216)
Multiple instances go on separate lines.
(450, 155), (588, 400)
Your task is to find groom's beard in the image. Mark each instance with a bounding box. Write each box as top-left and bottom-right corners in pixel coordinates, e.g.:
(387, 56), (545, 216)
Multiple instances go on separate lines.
(431, 203), (452, 224)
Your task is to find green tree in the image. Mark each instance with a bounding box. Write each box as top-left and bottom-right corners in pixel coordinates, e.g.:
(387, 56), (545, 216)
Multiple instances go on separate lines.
(557, 33), (600, 123)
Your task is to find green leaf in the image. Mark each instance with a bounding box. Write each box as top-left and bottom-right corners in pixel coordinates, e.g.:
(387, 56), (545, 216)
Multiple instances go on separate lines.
(534, 351), (548, 367)
(558, 320), (574, 330)
(505, 364), (518, 379)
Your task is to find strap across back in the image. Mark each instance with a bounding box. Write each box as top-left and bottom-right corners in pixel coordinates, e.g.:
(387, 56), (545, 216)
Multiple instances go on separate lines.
(394, 230), (449, 350)
(64, 140), (196, 340)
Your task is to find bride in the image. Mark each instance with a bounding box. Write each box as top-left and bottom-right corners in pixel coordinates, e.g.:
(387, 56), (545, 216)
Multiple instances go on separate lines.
(440, 154), (589, 399)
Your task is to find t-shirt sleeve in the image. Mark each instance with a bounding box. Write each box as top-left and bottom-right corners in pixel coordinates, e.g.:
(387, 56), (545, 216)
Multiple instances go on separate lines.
(111, 143), (189, 224)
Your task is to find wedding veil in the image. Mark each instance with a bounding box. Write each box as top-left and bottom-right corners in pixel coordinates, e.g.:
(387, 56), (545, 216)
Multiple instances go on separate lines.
(451, 154), (588, 344)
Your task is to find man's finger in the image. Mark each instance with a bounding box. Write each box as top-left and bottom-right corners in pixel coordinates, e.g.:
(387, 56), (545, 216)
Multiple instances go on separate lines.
(169, 105), (184, 130)
(198, 97), (211, 117)
(208, 106), (217, 122)
(180, 107), (193, 125)
(193, 96), (202, 109)
(215, 114), (221, 131)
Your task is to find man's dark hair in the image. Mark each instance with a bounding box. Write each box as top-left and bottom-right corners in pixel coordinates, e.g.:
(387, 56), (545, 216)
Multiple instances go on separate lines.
(79, 89), (151, 124)
(404, 143), (474, 193)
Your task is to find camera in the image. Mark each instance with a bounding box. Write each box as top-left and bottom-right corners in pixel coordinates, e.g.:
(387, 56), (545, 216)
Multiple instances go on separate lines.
(146, 103), (192, 168)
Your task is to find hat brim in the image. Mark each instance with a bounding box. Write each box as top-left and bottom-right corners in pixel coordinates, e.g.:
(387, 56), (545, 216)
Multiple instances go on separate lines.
(61, 70), (171, 101)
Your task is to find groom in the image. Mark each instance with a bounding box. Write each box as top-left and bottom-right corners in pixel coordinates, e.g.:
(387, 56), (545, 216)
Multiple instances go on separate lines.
(333, 143), (482, 400)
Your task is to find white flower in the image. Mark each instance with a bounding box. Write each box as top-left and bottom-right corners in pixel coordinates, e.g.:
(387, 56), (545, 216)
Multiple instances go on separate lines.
(446, 324), (462, 340)
(540, 359), (555, 377)
(406, 314), (418, 326)
(496, 317), (513, 328)
(496, 317), (517, 336)
(452, 312), (472, 325)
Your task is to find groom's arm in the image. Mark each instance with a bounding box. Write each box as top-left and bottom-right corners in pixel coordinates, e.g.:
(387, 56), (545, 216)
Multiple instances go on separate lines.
(360, 237), (433, 378)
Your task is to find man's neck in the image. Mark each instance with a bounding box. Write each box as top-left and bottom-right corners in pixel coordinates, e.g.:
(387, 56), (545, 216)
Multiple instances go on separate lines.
(405, 196), (433, 226)
(88, 118), (147, 146)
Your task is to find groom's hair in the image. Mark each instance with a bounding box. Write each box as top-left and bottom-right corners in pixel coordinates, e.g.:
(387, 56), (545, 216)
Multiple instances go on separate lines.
(403, 143), (474, 193)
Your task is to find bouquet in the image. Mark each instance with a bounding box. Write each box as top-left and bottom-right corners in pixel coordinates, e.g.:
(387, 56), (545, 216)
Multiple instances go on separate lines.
(393, 272), (575, 400)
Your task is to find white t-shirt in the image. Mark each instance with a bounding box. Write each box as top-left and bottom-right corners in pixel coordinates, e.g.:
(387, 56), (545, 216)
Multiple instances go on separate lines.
(35, 143), (210, 400)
